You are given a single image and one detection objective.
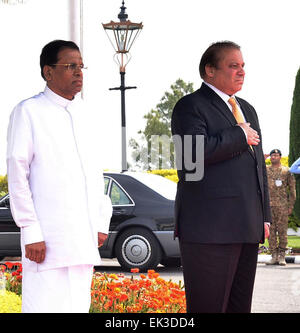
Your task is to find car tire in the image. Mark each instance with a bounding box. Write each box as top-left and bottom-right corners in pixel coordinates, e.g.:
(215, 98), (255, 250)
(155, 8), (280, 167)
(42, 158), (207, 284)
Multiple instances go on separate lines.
(115, 227), (162, 272)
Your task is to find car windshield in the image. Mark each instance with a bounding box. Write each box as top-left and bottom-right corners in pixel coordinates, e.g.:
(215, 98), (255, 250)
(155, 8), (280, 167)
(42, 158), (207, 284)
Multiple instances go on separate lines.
(125, 172), (177, 200)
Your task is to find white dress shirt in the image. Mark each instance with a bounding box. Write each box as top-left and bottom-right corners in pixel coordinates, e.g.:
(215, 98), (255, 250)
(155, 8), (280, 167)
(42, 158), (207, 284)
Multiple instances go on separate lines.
(7, 86), (112, 272)
(204, 82), (247, 139)
(204, 82), (246, 120)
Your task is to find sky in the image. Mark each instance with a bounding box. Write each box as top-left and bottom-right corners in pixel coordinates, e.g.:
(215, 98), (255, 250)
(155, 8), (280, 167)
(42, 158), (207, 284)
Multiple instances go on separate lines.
(0, 0), (300, 175)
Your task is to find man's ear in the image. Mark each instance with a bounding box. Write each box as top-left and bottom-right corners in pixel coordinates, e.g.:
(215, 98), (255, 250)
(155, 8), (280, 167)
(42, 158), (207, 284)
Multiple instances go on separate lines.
(43, 65), (53, 81)
(205, 64), (215, 78)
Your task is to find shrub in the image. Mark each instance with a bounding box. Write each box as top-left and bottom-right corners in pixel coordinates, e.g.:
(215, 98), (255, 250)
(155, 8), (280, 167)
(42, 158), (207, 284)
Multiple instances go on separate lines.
(0, 290), (22, 313)
(0, 175), (8, 196)
(289, 68), (300, 219)
(148, 169), (178, 183)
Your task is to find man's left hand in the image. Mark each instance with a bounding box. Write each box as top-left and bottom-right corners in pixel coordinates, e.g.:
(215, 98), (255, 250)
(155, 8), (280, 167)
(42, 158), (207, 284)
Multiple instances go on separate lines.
(264, 223), (270, 239)
(98, 232), (108, 248)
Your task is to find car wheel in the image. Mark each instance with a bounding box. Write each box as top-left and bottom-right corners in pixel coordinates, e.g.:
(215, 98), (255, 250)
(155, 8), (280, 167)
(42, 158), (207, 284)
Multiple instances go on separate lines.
(115, 227), (162, 272)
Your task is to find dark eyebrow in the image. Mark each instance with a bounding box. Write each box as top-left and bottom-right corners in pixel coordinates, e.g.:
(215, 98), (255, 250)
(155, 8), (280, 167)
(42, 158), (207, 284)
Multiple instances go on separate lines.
(229, 62), (245, 67)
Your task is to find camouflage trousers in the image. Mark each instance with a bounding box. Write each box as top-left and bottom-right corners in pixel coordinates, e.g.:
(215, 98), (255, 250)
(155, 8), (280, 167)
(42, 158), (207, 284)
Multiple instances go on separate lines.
(268, 206), (289, 253)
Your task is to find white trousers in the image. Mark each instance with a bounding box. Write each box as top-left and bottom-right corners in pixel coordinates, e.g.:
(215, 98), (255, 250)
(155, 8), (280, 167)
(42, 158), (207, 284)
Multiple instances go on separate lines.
(22, 264), (94, 313)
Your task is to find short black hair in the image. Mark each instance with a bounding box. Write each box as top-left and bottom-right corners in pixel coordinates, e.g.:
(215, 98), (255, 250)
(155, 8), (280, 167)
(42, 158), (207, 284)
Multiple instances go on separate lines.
(199, 41), (241, 79)
(40, 40), (80, 80)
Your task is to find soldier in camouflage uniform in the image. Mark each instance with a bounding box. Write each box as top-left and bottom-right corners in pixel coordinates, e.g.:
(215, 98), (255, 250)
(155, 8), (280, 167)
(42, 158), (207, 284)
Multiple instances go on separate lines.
(266, 149), (296, 265)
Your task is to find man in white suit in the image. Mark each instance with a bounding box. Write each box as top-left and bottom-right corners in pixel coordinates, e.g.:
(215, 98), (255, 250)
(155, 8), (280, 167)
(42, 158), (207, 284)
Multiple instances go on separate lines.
(7, 40), (112, 313)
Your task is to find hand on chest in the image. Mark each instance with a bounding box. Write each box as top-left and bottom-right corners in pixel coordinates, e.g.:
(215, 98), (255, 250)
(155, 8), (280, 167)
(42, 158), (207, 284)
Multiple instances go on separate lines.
(201, 101), (258, 135)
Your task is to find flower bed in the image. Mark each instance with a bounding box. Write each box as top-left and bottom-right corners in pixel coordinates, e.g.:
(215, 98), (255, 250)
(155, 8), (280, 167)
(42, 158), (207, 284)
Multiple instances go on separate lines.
(90, 269), (186, 313)
(0, 262), (22, 312)
(0, 263), (186, 313)
(1, 262), (22, 296)
(0, 290), (22, 313)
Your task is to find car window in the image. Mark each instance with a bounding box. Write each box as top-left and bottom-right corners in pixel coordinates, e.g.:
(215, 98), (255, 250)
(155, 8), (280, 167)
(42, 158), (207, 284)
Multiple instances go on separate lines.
(104, 177), (110, 195)
(0, 195), (9, 208)
(110, 181), (132, 205)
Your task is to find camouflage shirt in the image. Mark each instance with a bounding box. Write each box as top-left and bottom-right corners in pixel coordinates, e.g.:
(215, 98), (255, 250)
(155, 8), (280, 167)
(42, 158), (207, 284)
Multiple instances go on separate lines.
(266, 165), (296, 209)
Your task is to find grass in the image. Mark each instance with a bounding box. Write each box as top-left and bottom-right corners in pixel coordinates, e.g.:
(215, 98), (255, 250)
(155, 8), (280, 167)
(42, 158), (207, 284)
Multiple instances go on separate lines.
(262, 236), (300, 251)
(285, 236), (300, 249)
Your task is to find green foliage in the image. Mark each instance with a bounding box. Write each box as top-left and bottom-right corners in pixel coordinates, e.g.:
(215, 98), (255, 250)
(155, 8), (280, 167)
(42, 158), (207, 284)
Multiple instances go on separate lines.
(148, 169), (178, 183)
(289, 67), (300, 219)
(0, 175), (8, 197)
(130, 79), (194, 170)
(289, 212), (300, 231)
(143, 79), (194, 138)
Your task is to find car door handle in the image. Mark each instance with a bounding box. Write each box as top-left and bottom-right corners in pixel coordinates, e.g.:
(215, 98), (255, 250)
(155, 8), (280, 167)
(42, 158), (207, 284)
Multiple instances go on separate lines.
(113, 208), (126, 215)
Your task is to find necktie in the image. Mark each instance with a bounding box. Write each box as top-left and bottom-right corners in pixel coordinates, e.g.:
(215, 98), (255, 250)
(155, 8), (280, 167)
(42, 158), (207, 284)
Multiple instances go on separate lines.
(228, 97), (244, 123)
(228, 97), (254, 152)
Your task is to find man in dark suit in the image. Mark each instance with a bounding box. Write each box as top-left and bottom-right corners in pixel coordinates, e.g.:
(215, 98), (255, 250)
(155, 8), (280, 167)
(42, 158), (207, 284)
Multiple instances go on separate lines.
(171, 41), (271, 313)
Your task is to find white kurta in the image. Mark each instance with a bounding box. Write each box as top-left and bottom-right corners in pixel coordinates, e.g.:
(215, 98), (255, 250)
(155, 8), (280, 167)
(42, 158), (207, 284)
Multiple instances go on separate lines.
(6, 86), (112, 272)
(21, 264), (94, 313)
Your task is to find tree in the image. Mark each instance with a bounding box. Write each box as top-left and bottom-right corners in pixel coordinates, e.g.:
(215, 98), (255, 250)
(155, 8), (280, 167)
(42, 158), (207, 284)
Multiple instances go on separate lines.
(129, 79), (194, 170)
(289, 67), (300, 220)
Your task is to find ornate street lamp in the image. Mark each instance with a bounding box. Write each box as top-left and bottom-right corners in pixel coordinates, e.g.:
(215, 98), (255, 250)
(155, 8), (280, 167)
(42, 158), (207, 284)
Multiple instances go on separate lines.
(102, 1), (143, 172)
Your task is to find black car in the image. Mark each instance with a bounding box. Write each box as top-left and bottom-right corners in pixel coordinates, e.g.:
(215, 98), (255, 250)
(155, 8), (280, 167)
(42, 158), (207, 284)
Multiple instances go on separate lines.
(0, 172), (180, 271)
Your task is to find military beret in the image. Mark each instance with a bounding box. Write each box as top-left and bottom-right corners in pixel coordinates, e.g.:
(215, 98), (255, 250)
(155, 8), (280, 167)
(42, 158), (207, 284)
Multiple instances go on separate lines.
(270, 149), (282, 156)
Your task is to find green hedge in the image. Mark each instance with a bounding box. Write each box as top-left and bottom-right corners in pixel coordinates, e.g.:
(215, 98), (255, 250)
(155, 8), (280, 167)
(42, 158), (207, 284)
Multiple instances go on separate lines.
(0, 175), (8, 197)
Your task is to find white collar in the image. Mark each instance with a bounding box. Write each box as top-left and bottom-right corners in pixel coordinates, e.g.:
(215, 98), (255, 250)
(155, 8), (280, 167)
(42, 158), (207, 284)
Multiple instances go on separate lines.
(44, 86), (76, 109)
(204, 81), (238, 108)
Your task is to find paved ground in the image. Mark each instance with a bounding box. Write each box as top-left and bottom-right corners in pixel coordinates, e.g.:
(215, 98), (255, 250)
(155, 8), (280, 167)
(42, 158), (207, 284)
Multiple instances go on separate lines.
(252, 263), (300, 313)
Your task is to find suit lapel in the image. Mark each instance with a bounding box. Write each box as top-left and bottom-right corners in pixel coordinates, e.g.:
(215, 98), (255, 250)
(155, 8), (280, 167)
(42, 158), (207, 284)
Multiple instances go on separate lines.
(236, 97), (258, 159)
(211, 99), (237, 126)
(236, 98), (256, 127)
(200, 83), (237, 126)
(200, 83), (257, 160)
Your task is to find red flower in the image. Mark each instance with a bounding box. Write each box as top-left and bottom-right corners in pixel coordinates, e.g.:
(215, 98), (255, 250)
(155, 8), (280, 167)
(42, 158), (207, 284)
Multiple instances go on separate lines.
(119, 293), (128, 302)
(5, 262), (14, 270)
(129, 284), (139, 291)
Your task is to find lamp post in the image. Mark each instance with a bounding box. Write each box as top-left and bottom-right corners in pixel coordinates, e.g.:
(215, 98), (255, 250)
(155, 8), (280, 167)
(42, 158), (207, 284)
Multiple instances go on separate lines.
(102, 1), (143, 172)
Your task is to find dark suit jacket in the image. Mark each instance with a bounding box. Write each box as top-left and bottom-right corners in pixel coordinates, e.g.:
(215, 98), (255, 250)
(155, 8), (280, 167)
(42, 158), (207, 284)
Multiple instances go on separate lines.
(171, 83), (271, 244)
